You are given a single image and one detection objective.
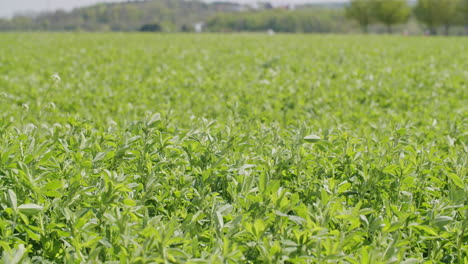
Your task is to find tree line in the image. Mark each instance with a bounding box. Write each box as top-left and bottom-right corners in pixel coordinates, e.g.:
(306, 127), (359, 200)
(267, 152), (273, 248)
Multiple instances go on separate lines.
(205, 8), (352, 33)
(346, 0), (467, 35)
(208, 0), (467, 35)
(0, 0), (466, 35)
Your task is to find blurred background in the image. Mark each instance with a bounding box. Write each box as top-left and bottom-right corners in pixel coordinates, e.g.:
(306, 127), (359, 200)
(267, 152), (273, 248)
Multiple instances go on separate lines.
(0, 0), (466, 35)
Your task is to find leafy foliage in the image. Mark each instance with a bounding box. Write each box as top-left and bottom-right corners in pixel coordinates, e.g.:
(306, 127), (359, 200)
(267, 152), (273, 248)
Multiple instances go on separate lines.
(346, 0), (376, 32)
(346, 0), (466, 34)
(205, 8), (351, 33)
(414, 0), (462, 35)
(372, 0), (411, 33)
(0, 34), (467, 263)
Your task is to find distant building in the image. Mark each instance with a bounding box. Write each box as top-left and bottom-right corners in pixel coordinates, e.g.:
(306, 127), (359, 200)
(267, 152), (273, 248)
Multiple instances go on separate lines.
(194, 22), (204, 33)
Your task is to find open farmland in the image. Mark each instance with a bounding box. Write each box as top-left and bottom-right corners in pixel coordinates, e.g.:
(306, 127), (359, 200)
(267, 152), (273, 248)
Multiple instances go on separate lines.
(0, 34), (467, 263)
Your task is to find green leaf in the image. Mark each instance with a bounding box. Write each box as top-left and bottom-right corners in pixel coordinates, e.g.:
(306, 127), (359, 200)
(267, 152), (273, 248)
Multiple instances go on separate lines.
(123, 198), (136, 206)
(44, 180), (62, 191)
(338, 182), (352, 193)
(410, 224), (438, 236)
(434, 216), (452, 228)
(383, 164), (399, 175)
(7, 189), (17, 212)
(383, 221), (403, 233)
(215, 211), (224, 229)
(93, 152), (107, 162)
(446, 173), (465, 189)
(359, 208), (375, 215)
(304, 135), (321, 143)
(148, 113), (161, 127)
(18, 204), (44, 215)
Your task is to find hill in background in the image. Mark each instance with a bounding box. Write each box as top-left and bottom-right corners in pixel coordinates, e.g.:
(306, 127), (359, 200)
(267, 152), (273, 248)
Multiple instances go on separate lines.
(1, 0), (464, 34)
(0, 0), (351, 32)
(1, 0), (224, 31)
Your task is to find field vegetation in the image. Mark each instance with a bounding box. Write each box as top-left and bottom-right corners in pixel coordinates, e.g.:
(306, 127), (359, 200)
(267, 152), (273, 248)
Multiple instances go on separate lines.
(0, 34), (467, 263)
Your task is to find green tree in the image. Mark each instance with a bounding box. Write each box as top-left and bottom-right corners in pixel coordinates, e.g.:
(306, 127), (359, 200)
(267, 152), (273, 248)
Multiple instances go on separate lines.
(438, 0), (461, 35)
(373, 0), (410, 33)
(0, 19), (12, 31)
(346, 0), (375, 33)
(458, 0), (468, 34)
(414, 0), (460, 35)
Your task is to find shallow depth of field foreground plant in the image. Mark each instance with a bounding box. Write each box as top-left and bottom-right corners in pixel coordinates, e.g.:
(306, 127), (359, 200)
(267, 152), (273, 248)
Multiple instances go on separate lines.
(0, 34), (467, 263)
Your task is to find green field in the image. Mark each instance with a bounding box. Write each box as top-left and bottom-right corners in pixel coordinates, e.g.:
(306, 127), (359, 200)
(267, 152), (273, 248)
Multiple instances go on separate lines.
(0, 34), (467, 263)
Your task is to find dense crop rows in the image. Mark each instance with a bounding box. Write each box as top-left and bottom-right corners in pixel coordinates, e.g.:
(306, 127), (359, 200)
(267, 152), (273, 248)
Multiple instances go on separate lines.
(0, 34), (467, 263)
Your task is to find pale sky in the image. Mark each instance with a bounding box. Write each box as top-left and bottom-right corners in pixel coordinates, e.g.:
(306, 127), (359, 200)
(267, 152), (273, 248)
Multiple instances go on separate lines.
(0, 0), (348, 18)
